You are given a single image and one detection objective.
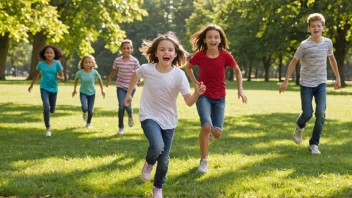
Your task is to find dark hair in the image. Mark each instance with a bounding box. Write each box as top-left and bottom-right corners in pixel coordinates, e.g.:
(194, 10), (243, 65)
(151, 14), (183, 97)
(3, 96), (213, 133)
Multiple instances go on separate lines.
(190, 24), (229, 52)
(78, 55), (98, 69)
(139, 32), (189, 67)
(39, 45), (63, 60)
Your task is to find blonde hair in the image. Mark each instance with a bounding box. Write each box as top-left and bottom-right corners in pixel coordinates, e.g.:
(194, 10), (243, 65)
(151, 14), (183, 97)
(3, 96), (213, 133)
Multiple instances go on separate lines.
(307, 13), (325, 26)
(139, 32), (189, 67)
(190, 24), (229, 52)
(78, 55), (98, 69)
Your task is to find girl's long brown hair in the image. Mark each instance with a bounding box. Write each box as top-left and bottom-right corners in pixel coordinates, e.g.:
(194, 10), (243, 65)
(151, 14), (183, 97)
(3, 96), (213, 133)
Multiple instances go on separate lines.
(190, 24), (229, 52)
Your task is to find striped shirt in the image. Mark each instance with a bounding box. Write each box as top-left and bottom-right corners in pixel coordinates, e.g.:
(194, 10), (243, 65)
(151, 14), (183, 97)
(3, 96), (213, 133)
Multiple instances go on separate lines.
(113, 56), (140, 90)
(294, 36), (333, 87)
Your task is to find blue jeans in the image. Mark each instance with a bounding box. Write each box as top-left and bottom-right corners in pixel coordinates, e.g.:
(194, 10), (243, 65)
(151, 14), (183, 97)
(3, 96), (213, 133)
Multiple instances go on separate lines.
(117, 87), (135, 129)
(141, 119), (175, 189)
(196, 95), (225, 131)
(80, 93), (95, 123)
(40, 89), (57, 128)
(297, 83), (326, 145)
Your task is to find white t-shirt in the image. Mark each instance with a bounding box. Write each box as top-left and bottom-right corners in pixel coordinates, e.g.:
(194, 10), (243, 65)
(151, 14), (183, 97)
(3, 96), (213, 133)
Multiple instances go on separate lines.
(136, 63), (191, 129)
(294, 36), (334, 87)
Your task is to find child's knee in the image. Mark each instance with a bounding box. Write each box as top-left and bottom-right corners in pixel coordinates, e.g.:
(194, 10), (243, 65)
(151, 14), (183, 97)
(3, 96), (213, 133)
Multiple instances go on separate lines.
(211, 129), (222, 139)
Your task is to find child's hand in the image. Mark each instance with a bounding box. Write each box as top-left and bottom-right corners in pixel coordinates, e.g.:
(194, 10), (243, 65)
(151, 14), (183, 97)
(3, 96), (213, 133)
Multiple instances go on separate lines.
(195, 81), (206, 95)
(72, 90), (77, 97)
(238, 90), (247, 104)
(57, 76), (64, 80)
(101, 90), (105, 98)
(105, 81), (109, 87)
(334, 78), (341, 90)
(28, 85), (33, 93)
(279, 82), (288, 93)
(124, 95), (132, 107)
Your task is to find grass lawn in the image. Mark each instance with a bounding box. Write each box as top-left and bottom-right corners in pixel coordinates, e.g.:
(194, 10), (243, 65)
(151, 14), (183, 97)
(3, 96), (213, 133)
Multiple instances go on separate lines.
(0, 80), (351, 197)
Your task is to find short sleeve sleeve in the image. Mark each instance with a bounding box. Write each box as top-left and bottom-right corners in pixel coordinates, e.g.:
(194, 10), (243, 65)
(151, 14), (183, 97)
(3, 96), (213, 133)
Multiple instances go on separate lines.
(75, 70), (81, 79)
(189, 52), (200, 66)
(225, 51), (237, 68)
(179, 71), (191, 96)
(112, 58), (119, 69)
(56, 61), (63, 72)
(94, 70), (101, 78)
(327, 39), (333, 56)
(294, 42), (304, 60)
(36, 62), (41, 71)
(135, 64), (145, 78)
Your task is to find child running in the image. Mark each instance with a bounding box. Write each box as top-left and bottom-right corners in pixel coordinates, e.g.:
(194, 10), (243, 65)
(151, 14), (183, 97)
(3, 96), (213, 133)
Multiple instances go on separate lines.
(185, 24), (248, 173)
(279, 13), (341, 154)
(72, 55), (105, 129)
(105, 39), (140, 135)
(28, 45), (64, 137)
(124, 32), (206, 198)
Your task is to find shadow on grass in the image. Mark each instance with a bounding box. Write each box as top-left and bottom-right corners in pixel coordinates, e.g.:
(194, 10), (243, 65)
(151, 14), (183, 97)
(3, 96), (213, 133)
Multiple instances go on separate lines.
(0, 107), (351, 197)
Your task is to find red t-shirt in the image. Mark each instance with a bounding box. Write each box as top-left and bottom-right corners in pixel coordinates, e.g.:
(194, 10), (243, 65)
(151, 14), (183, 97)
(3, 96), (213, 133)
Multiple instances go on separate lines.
(189, 49), (237, 99)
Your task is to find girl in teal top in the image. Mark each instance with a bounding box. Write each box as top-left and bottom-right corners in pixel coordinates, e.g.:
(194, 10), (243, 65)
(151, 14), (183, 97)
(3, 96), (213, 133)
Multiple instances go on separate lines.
(72, 55), (105, 128)
(28, 45), (64, 137)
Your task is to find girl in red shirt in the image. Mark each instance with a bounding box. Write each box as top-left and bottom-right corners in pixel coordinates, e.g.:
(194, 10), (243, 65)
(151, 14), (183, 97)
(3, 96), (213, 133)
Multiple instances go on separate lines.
(185, 24), (248, 173)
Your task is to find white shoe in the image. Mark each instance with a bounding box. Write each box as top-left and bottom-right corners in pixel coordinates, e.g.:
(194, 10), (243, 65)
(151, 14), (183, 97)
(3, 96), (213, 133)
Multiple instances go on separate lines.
(152, 186), (162, 198)
(141, 162), (154, 181)
(86, 123), (92, 129)
(83, 112), (87, 122)
(309, 145), (321, 155)
(198, 158), (208, 173)
(128, 117), (134, 127)
(45, 130), (51, 137)
(117, 128), (124, 135)
(293, 125), (304, 144)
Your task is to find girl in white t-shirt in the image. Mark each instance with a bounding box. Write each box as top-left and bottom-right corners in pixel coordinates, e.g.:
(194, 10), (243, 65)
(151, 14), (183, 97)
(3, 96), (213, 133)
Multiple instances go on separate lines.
(124, 32), (206, 198)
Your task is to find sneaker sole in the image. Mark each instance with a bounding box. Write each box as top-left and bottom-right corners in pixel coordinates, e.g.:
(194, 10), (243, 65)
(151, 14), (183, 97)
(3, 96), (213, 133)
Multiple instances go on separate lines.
(292, 133), (302, 144)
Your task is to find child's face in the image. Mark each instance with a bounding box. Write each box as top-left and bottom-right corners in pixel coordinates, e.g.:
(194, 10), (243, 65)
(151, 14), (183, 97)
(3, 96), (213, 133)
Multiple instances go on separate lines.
(308, 20), (325, 38)
(203, 30), (221, 50)
(156, 40), (176, 65)
(120, 43), (132, 57)
(44, 47), (55, 61)
(83, 57), (94, 70)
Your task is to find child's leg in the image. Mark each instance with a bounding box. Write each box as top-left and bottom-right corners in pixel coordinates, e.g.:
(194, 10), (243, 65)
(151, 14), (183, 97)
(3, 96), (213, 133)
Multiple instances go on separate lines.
(48, 91), (58, 114)
(80, 93), (88, 114)
(40, 89), (50, 128)
(125, 88), (136, 118)
(196, 96), (212, 159)
(297, 85), (314, 128)
(210, 97), (225, 139)
(117, 88), (126, 129)
(86, 94), (96, 124)
(153, 126), (174, 189)
(310, 83), (326, 145)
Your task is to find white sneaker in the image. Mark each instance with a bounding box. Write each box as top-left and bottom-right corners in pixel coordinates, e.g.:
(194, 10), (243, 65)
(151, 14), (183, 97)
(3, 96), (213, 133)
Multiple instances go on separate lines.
(152, 186), (162, 198)
(141, 162), (154, 181)
(309, 145), (321, 155)
(86, 123), (92, 129)
(83, 112), (87, 122)
(198, 158), (208, 173)
(293, 125), (304, 144)
(117, 128), (124, 135)
(128, 117), (134, 127)
(45, 130), (51, 137)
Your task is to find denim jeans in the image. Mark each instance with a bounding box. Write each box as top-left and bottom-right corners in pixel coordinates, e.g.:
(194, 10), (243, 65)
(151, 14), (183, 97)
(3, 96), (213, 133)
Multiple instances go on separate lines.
(40, 89), (57, 128)
(141, 119), (175, 189)
(117, 87), (135, 129)
(196, 95), (225, 131)
(80, 93), (95, 123)
(297, 83), (326, 145)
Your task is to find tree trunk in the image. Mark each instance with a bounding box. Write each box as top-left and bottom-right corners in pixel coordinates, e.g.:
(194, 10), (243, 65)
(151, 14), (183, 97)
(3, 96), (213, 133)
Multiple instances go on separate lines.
(262, 55), (271, 82)
(278, 54), (283, 82)
(227, 67), (234, 81)
(27, 32), (46, 80)
(295, 63), (300, 85)
(60, 55), (68, 80)
(0, 32), (10, 80)
(247, 59), (252, 81)
(334, 27), (348, 87)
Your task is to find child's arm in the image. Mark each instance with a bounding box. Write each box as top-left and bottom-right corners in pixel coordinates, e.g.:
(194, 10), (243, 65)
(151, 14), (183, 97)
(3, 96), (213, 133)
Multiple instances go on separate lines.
(279, 58), (299, 93)
(183, 82), (206, 106)
(124, 72), (139, 106)
(57, 70), (64, 80)
(28, 71), (41, 93)
(98, 78), (105, 98)
(105, 69), (117, 87)
(328, 55), (341, 89)
(185, 62), (199, 85)
(72, 78), (79, 97)
(234, 66), (248, 104)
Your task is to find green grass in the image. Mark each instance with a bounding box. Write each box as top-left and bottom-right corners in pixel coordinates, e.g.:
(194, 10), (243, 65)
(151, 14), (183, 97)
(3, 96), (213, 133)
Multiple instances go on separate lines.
(0, 80), (351, 197)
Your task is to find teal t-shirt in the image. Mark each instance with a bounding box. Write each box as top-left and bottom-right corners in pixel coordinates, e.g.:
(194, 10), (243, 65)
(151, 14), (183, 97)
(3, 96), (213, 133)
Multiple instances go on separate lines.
(36, 60), (63, 93)
(75, 69), (101, 95)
